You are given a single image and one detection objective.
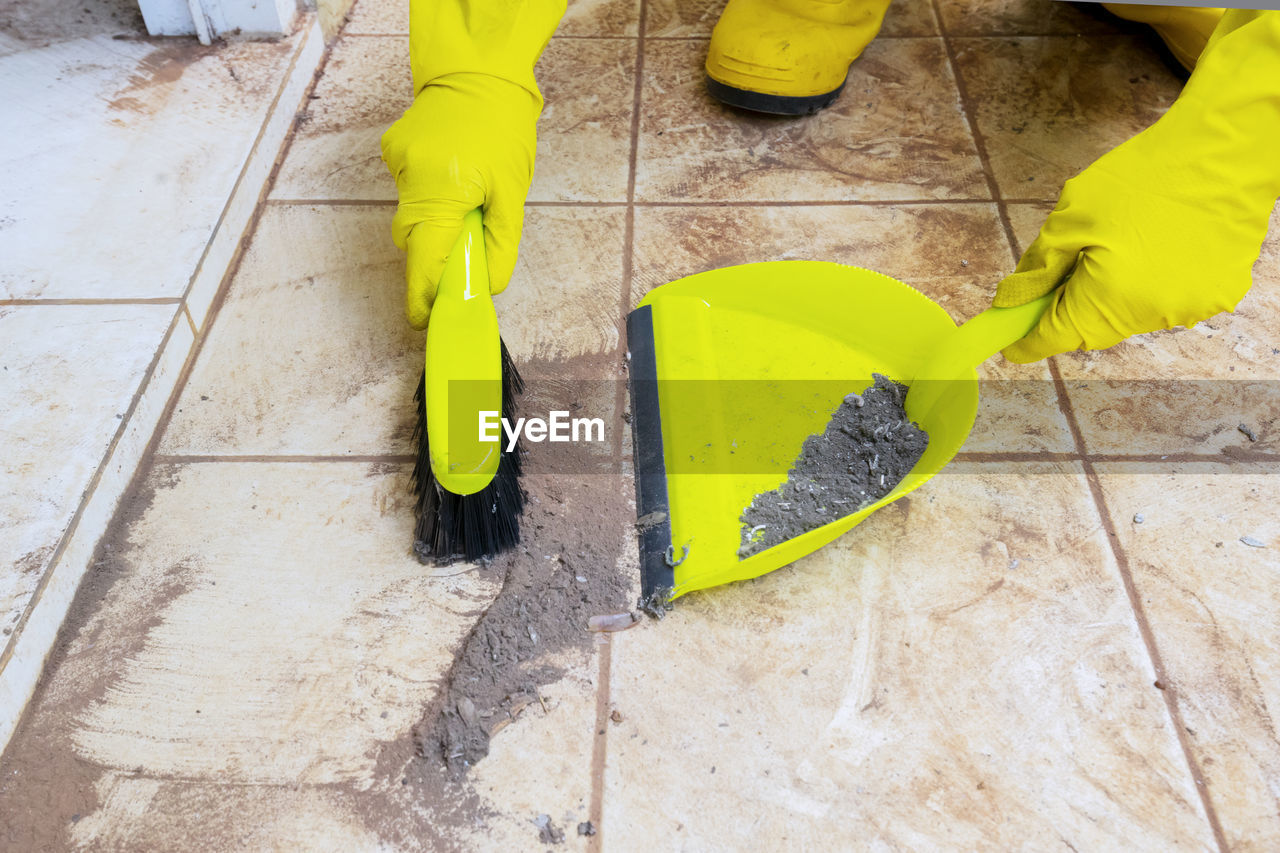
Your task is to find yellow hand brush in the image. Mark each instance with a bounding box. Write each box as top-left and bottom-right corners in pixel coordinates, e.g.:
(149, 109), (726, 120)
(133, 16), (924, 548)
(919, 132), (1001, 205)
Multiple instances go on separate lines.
(412, 208), (525, 561)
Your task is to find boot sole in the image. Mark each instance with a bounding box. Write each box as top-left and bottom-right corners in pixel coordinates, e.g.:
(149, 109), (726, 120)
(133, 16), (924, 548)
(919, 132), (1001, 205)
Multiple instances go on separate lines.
(705, 75), (847, 116)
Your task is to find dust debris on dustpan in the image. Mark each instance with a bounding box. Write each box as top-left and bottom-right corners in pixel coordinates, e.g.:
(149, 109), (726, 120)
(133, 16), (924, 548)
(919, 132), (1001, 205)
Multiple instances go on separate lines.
(738, 374), (928, 558)
(637, 585), (675, 619)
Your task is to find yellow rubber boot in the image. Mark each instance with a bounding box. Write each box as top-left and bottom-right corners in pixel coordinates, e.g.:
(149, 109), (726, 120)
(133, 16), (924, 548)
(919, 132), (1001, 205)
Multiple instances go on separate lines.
(705, 0), (893, 115)
(1102, 3), (1225, 70)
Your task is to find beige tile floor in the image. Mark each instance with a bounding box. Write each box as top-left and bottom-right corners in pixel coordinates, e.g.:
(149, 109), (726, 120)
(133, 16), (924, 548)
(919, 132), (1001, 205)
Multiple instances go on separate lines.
(0, 0), (324, 752)
(4, 0), (1280, 850)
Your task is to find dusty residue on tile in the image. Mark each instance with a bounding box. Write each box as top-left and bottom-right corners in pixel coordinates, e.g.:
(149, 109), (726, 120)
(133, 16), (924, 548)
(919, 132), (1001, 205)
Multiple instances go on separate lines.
(631, 203), (1008, 306)
(952, 35), (1182, 198)
(637, 38), (986, 202)
(604, 464), (1215, 848)
(0, 0), (142, 54)
(271, 36), (409, 200)
(497, 206), (627, 360)
(1095, 463), (1280, 848)
(160, 204), (418, 456)
(532, 38), (637, 202)
(937, 0), (1126, 37)
(108, 44), (217, 113)
(0, 304), (174, 654)
(1, 31), (310, 299)
(558, 0), (642, 37)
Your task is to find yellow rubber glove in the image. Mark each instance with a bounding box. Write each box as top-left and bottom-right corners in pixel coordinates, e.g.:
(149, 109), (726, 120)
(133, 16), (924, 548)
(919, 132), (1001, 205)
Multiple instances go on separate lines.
(380, 0), (565, 329)
(994, 10), (1280, 364)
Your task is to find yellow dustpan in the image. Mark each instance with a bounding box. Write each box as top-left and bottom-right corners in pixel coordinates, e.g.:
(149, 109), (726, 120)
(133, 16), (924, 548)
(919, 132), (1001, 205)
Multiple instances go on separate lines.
(627, 261), (1051, 601)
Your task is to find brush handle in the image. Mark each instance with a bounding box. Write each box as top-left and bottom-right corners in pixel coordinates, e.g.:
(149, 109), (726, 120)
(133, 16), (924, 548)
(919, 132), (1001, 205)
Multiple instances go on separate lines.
(904, 293), (1055, 422)
(424, 208), (505, 495)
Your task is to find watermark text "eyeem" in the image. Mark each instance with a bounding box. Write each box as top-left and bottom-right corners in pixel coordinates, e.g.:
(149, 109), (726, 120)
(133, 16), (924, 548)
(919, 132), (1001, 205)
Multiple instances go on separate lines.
(479, 411), (606, 453)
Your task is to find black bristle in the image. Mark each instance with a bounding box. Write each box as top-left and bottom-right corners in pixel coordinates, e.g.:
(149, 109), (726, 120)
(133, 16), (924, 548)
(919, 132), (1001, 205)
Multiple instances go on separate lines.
(411, 339), (526, 563)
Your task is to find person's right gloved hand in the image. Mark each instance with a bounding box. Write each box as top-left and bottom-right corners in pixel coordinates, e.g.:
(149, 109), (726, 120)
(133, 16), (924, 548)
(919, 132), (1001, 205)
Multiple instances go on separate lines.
(381, 0), (564, 330)
(993, 10), (1280, 363)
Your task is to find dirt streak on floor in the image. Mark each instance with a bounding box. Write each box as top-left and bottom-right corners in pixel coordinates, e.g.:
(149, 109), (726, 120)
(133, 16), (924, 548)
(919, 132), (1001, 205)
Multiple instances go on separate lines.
(0, 352), (636, 851)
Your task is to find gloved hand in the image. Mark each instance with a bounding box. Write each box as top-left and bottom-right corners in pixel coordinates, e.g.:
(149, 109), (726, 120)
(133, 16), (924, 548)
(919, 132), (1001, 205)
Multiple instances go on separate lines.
(381, 0), (565, 330)
(994, 10), (1280, 364)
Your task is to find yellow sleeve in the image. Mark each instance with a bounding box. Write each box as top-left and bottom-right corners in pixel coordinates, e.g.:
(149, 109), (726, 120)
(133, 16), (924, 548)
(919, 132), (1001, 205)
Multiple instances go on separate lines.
(409, 0), (568, 102)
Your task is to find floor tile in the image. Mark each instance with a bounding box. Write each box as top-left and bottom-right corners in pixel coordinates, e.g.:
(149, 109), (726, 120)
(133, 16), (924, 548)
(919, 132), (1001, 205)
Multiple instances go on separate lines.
(270, 36), (408, 201)
(343, 0), (406, 35)
(1094, 462), (1280, 850)
(632, 203), (1009, 308)
(632, 203), (1073, 452)
(271, 36), (636, 203)
(345, 0), (640, 37)
(636, 38), (986, 202)
(952, 35), (1182, 202)
(937, 0), (1127, 36)
(0, 461), (513, 847)
(69, 462), (491, 783)
(1013, 208), (1280, 456)
(455, 651), (601, 850)
(559, 0), (643, 38)
(645, 0), (937, 38)
(530, 38), (637, 202)
(603, 462), (1213, 848)
(499, 205), (626, 363)
(159, 204), (417, 456)
(0, 34), (300, 299)
(161, 203), (625, 456)
(0, 304), (175, 646)
(0, 308), (195, 750)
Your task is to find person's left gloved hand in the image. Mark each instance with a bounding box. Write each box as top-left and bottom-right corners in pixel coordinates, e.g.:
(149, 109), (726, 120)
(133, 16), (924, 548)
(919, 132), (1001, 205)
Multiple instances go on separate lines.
(994, 10), (1280, 364)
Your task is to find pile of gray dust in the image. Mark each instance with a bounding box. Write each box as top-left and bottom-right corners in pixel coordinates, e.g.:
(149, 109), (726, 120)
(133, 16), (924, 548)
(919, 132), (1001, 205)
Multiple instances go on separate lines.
(739, 374), (928, 557)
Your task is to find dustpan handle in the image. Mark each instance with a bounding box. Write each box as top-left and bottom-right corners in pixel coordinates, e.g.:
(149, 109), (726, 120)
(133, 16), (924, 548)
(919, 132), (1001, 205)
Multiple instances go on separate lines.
(905, 292), (1054, 421)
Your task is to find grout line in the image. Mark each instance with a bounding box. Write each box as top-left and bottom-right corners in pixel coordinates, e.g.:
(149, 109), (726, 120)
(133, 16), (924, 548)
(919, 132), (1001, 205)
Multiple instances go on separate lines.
(182, 305), (198, 339)
(267, 197), (1007, 208)
(954, 451), (1080, 463)
(266, 197), (396, 206)
(592, 3), (647, 847)
(153, 453), (415, 464)
(1087, 452), (1280, 464)
(587, 637), (614, 851)
(956, 450), (1280, 464)
(637, 198), (1000, 207)
(930, 0), (1020, 259)
(303, 31), (974, 41)
(0, 298), (183, 306)
(1048, 359), (1231, 851)
(0, 307), (186, 672)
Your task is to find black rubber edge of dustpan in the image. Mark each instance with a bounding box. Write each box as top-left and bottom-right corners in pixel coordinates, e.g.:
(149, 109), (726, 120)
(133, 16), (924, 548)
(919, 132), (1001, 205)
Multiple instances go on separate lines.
(626, 305), (675, 598)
